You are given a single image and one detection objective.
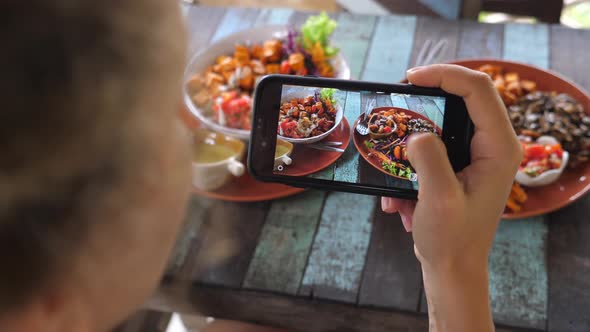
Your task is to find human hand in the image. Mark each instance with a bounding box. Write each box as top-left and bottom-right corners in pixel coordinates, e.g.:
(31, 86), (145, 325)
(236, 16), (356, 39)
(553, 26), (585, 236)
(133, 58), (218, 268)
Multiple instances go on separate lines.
(382, 64), (522, 270)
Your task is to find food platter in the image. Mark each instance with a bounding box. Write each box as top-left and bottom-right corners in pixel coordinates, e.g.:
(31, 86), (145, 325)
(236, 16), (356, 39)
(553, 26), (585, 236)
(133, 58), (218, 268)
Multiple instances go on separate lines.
(353, 107), (441, 181)
(183, 15), (349, 202)
(183, 25), (351, 141)
(451, 59), (590, 219)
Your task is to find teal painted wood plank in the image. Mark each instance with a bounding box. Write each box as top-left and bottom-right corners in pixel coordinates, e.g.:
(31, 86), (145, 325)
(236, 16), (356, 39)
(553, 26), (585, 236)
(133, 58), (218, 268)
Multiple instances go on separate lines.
(311, 89), (349, 180)
(243, 190), (326, 294)
(331, 13), (377, 79)
(164, 196), (214, 279)
(255, 8), (294, 26)
(362, 15), (417, 83)
(299, 192), (375, 302)
(334, 91), (360, 183)
(185, 6), (226, 55)
(404, 95), (434, 119)
(418, 0), (461, 19)
(489, 217), (548, 330)
(431, 97), (445, 116)
(210, 8), (261, 43)
(503, 23), (549, 69)
(488, 22), (550, 330)
(418, 97), (444, 129)
(390, 94), (409, 109)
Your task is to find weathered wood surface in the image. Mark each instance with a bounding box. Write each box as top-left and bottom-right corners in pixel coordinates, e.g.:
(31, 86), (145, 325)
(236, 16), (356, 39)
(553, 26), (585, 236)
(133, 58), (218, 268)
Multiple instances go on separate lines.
(410, 16), (460, 67)
(158, 5), (590, 332)
(363, 15), (417, 83)
(456, 21), (503, 59)
(547, 25), (590, 332)
(358, 210), (422, 311)
(243, 190), (325, 295)
(487, 22), (550, 331)
(299, 192), (376, 302)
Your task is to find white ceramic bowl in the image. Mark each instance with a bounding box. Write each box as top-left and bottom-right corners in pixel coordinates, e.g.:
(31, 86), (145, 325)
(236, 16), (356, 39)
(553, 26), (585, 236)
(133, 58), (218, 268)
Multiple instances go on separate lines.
(515, 136), (569, 187)
(183, 25), (351, 141)
(192, 130), (246, 191)
(277, 88), (344, 144)
(274, 139), (293, 170)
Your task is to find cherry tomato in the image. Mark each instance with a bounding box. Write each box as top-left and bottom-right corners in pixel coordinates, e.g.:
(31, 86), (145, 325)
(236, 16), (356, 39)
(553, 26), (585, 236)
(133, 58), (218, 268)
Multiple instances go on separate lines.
(280, 60), (290, 74)
(383, 126), (392, 133)
(524, 144), (548, 160)
(296, 67), (308, 76)
(393, 146), (401, 160)
(545, 143), (564, 158)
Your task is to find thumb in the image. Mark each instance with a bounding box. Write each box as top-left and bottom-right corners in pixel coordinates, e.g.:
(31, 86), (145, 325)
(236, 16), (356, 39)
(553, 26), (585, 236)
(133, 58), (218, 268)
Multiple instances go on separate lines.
(407, 133), (460, 198)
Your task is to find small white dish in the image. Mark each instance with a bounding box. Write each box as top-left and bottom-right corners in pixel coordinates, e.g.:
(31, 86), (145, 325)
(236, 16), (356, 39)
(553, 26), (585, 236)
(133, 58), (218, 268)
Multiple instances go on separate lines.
(274, 139), (293, 170)
(515, 136), (569, 187)
(192, 130), (246, 191)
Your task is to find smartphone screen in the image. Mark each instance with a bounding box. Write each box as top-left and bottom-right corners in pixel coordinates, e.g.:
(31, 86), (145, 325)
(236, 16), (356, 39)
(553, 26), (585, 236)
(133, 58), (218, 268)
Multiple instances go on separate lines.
(272, 84), (447, 191)
(249, 75), (471, 199)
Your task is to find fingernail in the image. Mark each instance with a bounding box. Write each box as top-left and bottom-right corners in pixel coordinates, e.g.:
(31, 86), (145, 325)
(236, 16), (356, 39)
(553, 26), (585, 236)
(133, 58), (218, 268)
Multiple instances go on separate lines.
(400, 213), (413, 232)
(407, 66), (425, 74)
(381, 197), (392, 212)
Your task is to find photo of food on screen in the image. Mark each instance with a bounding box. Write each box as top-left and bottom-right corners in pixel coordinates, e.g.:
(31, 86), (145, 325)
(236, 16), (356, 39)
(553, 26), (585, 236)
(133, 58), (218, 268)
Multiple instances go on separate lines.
(274, 84), (445, 190)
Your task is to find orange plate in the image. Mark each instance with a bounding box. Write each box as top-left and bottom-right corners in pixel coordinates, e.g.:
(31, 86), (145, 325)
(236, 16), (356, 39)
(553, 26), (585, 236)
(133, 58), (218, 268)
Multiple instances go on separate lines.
(280, 118), (351, 176)
(192, 172), (304, 202)
(180, 105), (304, 202)
(450, 59), (590, 219)
(353, 107), (441, 179)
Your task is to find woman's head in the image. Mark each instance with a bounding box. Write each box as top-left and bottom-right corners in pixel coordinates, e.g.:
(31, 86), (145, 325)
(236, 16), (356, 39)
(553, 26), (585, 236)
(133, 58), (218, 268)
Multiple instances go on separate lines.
(0, 1), (190, 331)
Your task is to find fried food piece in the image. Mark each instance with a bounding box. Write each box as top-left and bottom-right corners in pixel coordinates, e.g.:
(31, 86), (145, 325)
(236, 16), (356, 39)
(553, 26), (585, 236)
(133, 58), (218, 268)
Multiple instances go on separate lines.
(288, 53), (305, 72)
(265, 63), (280, 74)
(263, 40), (282, 63)
(511, 182), (528, 204)
(521, 80), (537, 93)
(216, 56), (235, 72)
(477, 65), (537, 107)
(505, 182), (528, 212)
(234, 44), (251, 66)
(251, 44), (264, 61)
(478, 64), (502, 77)
(506, 197), (522, 212)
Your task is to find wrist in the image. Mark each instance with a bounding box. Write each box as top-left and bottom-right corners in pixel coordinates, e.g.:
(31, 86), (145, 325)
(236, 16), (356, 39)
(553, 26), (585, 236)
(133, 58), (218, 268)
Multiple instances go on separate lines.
(421, 255), (493, 332)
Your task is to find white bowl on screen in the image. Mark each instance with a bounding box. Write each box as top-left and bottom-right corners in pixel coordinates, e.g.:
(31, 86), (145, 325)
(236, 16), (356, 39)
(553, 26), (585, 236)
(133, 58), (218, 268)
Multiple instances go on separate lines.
(183, 25), (351, 141)
(278, 88), (344, 144)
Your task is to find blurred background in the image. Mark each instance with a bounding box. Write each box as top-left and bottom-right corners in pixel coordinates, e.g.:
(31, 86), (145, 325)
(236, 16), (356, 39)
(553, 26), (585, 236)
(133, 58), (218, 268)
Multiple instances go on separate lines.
(188, 0), (590, 28)
(113, 0), (589, 331)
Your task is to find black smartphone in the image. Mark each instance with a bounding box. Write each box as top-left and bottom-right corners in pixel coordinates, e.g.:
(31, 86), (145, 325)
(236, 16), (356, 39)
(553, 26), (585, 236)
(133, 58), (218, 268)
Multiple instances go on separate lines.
(248, 75), (473, 199)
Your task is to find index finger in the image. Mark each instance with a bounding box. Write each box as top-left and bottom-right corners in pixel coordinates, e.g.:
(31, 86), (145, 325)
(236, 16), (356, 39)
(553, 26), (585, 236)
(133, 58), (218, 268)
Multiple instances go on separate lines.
(406, 64), (514, 142)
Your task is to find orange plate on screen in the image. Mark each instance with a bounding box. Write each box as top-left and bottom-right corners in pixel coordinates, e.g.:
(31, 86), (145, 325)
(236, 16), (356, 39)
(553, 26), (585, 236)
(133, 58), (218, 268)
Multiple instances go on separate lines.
(279, 118), (351, 177)
(180, 106), (304, 202)
(450, 59), (590, 219)
(353, 107), (441, 179)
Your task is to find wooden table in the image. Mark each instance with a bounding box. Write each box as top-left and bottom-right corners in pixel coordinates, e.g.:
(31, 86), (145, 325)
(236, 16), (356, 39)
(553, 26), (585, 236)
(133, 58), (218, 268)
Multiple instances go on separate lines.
(148, 4), (590, 332)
